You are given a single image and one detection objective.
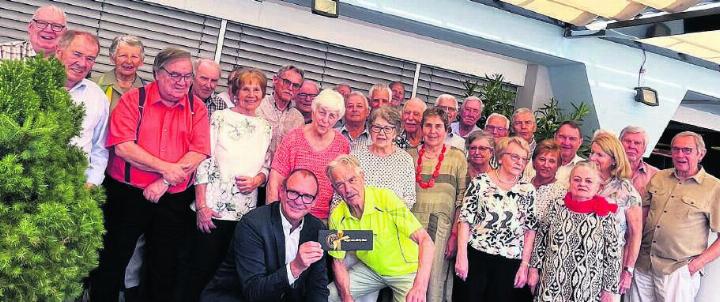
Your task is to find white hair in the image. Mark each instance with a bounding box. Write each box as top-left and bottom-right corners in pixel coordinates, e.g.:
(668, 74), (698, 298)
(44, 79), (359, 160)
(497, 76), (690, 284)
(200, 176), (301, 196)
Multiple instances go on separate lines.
(368, 83), (392, 99)
(403, 97), (427, 112)
(434, 94), (458, 107)
(346, 91), (369, 108)
(33, 5), (67, 25)
(193, 58), (220, 73)
(511, 107), (535, 123)
(619, 125), (648, 147)
(312, 88), (346, 117)
(462, 96), (484, 111)
(671, 131), (706, 155)
(485, 113), (510, 128)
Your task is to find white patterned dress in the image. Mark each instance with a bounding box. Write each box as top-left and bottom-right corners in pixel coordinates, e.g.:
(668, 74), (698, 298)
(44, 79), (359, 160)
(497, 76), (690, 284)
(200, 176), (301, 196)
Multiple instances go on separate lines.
(530, 201), (621, 302)
(193, 109), (272, 220)
(331, 145), (416, 209)
(459, 173), (538, 259)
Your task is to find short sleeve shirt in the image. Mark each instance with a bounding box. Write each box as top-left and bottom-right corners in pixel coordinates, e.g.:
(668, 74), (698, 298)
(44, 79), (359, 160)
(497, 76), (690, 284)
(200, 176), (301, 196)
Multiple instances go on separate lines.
(106, 81), (211, 193)
(459, 173), (538, 259)
(637, 168), (720, 275)
(599, 177), (641, 247)
(329, 187), (423, 276)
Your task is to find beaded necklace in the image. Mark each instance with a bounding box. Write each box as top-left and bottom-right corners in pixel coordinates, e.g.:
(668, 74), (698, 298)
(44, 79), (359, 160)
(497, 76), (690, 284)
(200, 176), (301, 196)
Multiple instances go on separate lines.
(416, 144), (447, 189)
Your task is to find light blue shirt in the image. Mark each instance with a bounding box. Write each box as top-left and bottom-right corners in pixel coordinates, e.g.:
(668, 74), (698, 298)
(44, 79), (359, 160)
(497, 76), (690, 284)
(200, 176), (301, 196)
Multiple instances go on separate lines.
(68, 78), (109, 185)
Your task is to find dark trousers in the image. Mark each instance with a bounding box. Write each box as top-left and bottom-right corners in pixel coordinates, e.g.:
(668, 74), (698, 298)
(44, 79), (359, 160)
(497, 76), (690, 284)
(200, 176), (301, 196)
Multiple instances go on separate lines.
(90, 177), (194, 302)
(177, 219), (238, 302)
(452, 248), (532, 302)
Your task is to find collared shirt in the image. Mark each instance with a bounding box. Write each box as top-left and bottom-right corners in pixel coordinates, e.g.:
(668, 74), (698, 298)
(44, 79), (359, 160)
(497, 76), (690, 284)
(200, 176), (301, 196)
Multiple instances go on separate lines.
(280, 205), (304, 285)
(450, 121), (480, 139)
(636, 167), (720, 275)
(445, 132), (466, 151)
(258, 95), (304, 154)
(0, 40), (36, 60)
(338, 126), (370, 152)
(68, 78), (110, 185)
(216, 91), (236, 109)
(631, 160), (659, 199)
(202, 92), (228, 117)
(329, 186), (423, 276)
(555, 154), (585, 187)
(394, 131), (421, 150)
(92, 69), (146, 112)
(106, 81), (211, 193)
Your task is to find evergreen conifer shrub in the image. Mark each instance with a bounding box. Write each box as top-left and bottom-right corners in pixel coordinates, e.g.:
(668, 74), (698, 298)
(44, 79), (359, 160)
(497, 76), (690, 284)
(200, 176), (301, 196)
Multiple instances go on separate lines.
(0, 57), (105, 301)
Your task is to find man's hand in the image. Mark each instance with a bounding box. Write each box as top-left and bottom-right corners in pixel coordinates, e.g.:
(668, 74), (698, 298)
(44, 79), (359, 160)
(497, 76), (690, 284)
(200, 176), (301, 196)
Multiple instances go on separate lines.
(196, 207), (221, 233)
(444, 232), (457, 259)
(513, 265), (528, 288)
(688, 259), (702, 276)
(143, 179), (169, 203)
(235, 175), (262, 195)
(161, 162), (190, 185)
(289, 242), (324, 278)
(405, 284), (427, 302)
(527, 268), (539, 294)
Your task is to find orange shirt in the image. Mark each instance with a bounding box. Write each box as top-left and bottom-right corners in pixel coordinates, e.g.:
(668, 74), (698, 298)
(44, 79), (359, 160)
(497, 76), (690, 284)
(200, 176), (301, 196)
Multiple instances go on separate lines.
(106, 81), (210, 193)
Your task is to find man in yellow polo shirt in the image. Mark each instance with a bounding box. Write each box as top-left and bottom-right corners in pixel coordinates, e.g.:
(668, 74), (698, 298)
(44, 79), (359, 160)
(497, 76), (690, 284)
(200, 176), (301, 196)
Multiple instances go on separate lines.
(326, 154), (434, 302)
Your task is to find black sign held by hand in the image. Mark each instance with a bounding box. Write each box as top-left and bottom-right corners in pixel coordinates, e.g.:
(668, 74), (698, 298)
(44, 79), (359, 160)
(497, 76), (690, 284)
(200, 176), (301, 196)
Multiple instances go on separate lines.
(319, 230), (373, 251)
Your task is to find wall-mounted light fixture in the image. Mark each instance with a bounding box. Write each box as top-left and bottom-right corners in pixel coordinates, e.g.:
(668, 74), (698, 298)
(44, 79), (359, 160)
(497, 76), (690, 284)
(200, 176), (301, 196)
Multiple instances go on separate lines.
(635, 87), (659, 106)
(312, 0), (339, 18)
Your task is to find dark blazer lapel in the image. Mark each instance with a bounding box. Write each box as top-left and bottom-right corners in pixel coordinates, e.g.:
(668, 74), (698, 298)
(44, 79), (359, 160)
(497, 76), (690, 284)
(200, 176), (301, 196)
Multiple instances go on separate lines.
(271, 202), (286, 265)
(299, 216), (316, 245)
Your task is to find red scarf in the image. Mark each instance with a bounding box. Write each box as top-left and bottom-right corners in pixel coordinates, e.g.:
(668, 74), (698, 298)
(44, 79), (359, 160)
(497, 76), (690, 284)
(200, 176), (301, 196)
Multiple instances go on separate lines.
(563, 193), (617, 217)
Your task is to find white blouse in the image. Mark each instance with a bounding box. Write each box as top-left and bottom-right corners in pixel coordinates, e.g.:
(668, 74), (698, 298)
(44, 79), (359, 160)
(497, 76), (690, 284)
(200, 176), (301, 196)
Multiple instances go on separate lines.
(194, 109), (272, 221)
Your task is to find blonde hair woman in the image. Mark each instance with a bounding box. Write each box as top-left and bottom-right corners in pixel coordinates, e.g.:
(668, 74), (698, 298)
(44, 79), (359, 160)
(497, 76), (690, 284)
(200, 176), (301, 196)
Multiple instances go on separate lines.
(589, 131), (642, 298)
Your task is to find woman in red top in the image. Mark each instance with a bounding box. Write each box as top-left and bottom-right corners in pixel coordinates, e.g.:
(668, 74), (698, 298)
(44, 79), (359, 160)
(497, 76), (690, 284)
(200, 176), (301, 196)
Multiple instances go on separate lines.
(267, 88), (350, 220)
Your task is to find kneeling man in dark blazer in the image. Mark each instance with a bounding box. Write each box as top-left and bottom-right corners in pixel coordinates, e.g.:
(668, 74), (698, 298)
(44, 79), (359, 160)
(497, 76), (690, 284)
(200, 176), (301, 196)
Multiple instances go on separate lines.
(201, 169), (329, 302)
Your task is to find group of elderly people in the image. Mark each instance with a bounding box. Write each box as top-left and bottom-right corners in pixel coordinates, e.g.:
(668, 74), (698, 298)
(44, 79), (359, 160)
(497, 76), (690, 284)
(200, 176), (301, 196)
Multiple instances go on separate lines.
(3, 5), (719, 302)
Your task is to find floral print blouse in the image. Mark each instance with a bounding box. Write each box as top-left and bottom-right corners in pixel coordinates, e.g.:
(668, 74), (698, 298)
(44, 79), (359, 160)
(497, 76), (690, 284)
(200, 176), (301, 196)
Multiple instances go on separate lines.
(194, 109), (272, 221)
(459, 173), (538, 259)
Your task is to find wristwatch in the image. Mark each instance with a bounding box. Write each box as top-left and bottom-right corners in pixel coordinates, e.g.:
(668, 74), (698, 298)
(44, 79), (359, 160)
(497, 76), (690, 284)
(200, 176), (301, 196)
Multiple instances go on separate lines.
(623, 266), (635, 275)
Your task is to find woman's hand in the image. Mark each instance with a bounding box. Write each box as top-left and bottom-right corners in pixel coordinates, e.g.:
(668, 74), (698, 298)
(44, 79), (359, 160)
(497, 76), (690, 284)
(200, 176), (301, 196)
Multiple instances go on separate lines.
(527, 267), (539, 294)
(514, 264), (528, 288)
(618, 270), (633, 294)
(454, 254), (469, 281)
(235, 174), (262, 194)
(196, 206), (221, 233)
(600, 290), (614, 302)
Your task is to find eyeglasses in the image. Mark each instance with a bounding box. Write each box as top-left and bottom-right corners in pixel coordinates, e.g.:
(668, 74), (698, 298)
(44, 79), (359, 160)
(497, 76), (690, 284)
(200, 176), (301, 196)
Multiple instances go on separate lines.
(161, 67), (193, 83)
(671, 147), (694, 155)
(485, 125), (508, 134)
(280, 77), (302, 90)
(286, 189), (316, 204)
(503, 152), (529, 162)
(32, 19), (66, 32)
(437, 105), (457, 113)
(469, 146), (493, 153)
(296, 93), (318, 99)
(370, 124), (395, 134)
